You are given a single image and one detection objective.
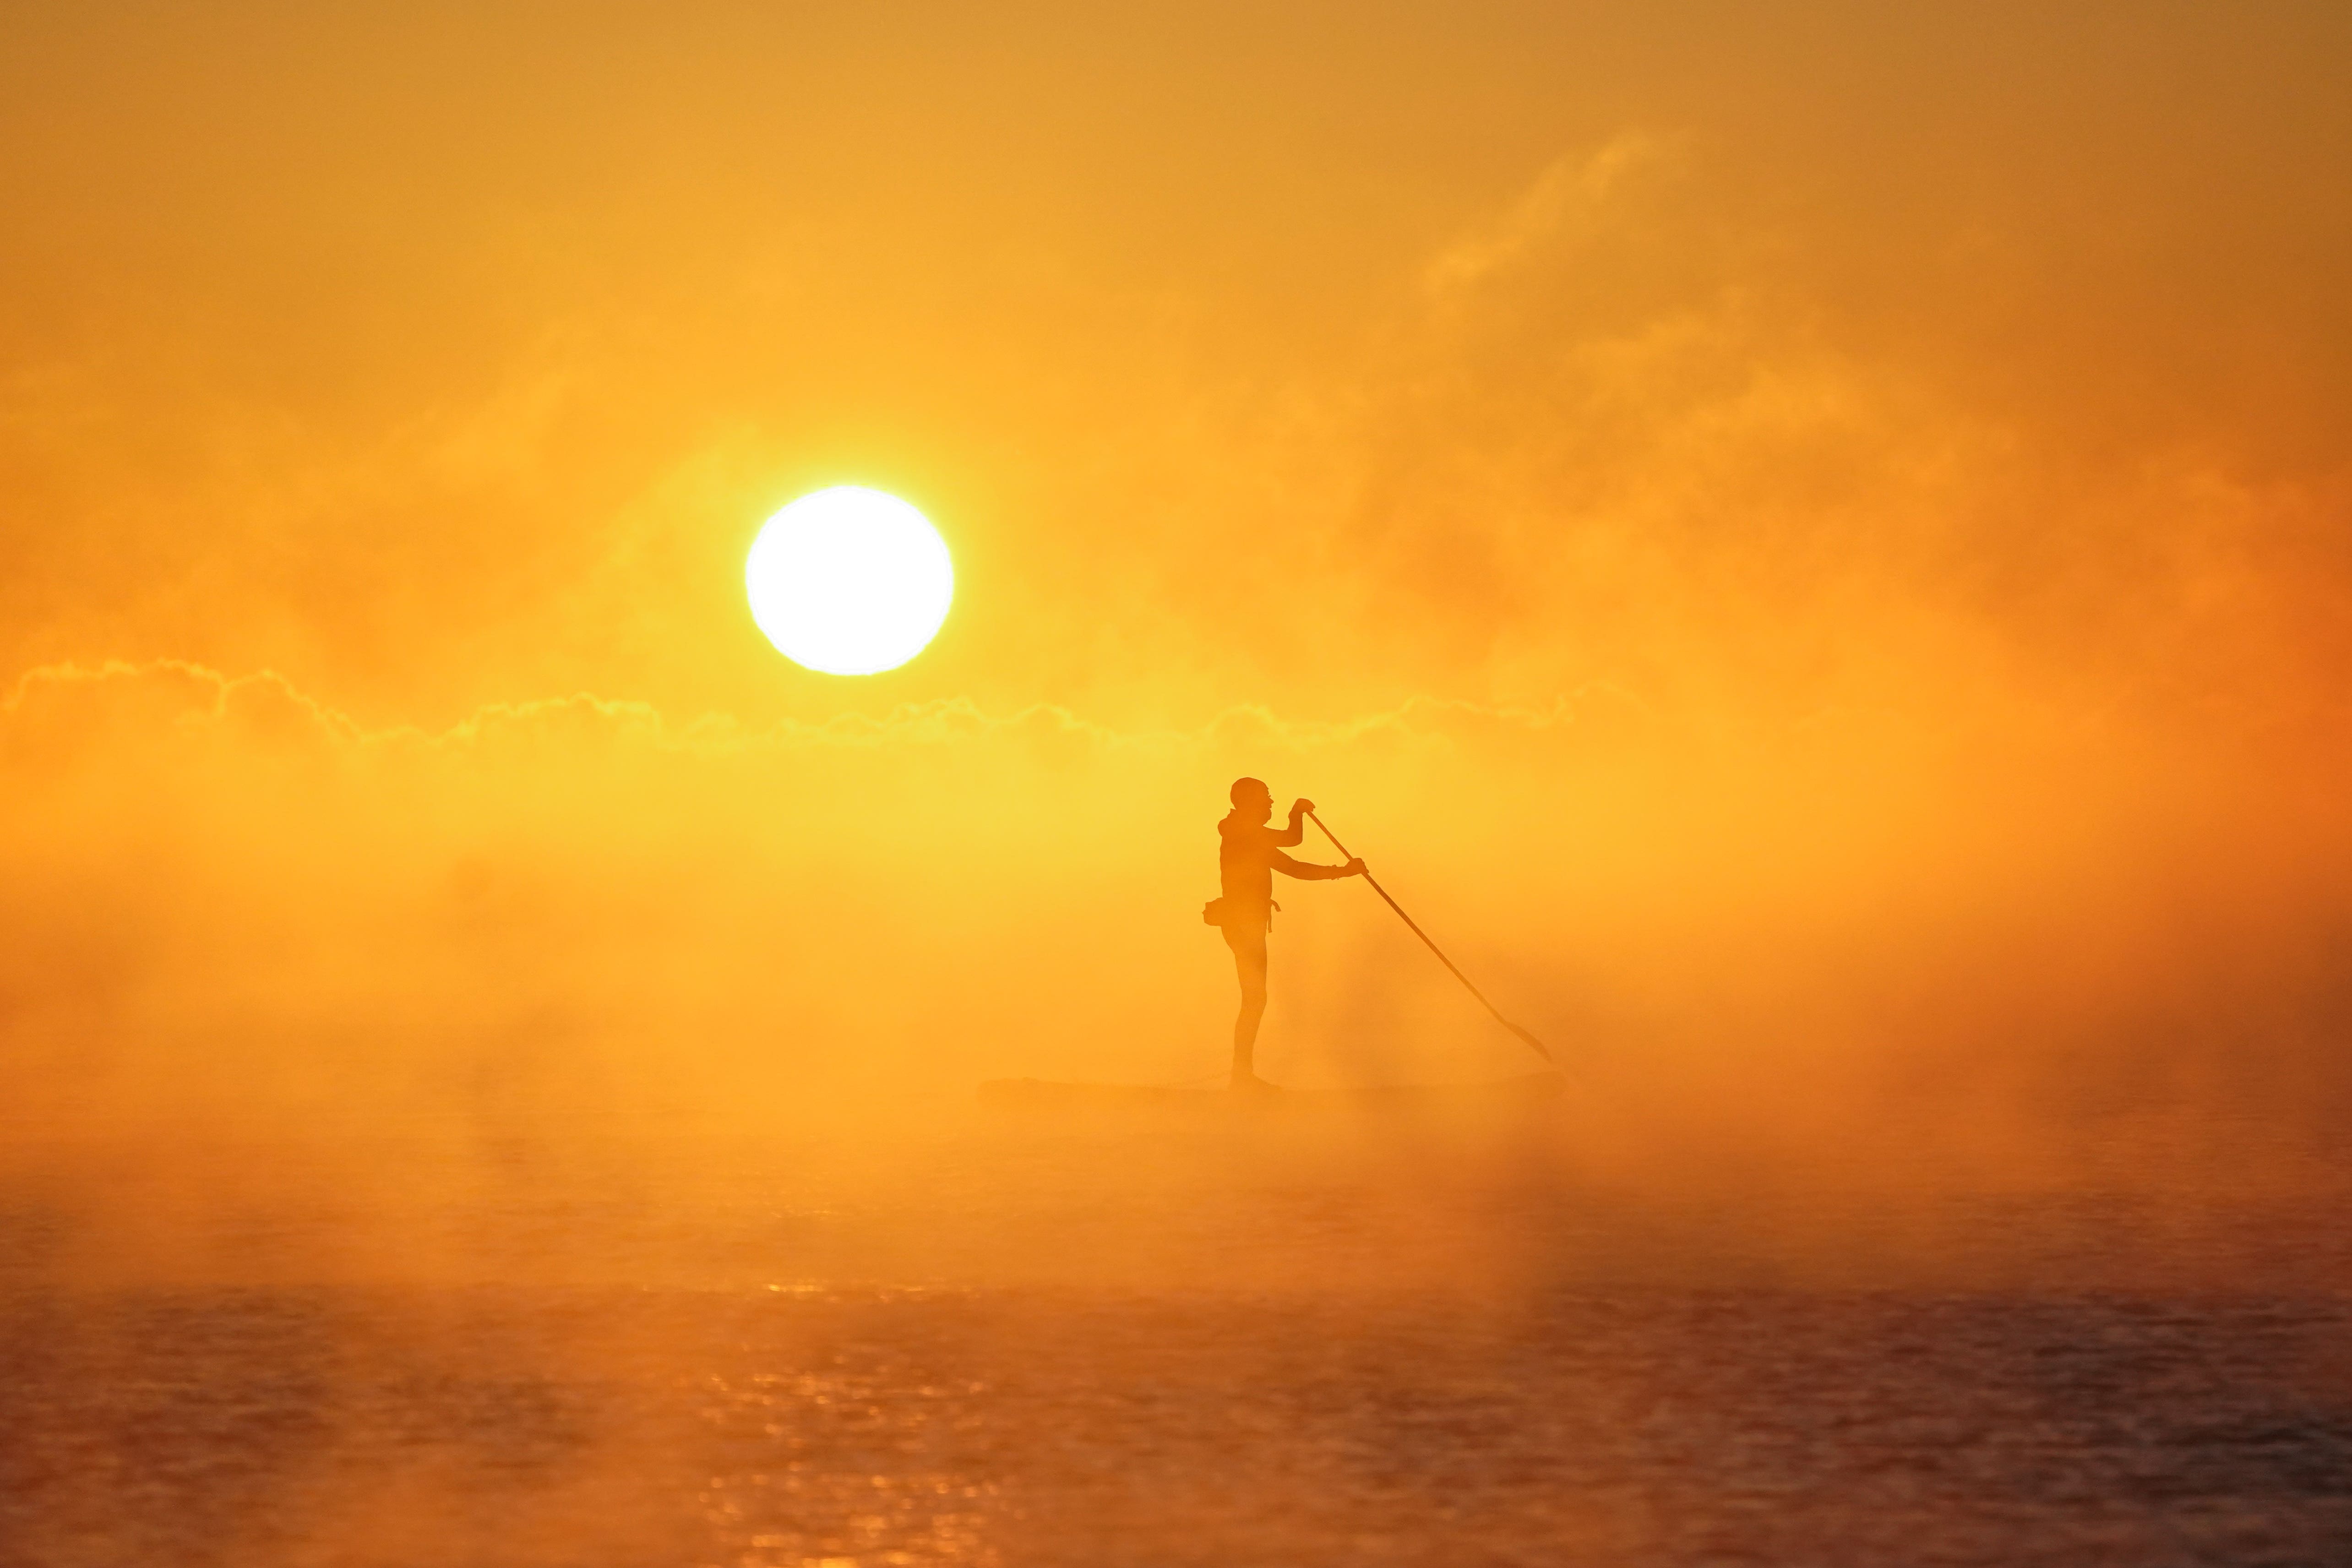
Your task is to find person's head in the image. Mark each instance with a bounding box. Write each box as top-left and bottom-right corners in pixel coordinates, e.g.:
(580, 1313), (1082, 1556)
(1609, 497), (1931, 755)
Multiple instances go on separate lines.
(1229, 776), (1272, 822)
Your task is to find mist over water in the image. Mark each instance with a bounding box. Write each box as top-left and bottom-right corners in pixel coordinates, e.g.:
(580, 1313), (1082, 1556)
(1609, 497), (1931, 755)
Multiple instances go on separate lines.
(8, 1100), (2352, 1565)
(8, 658), (2351, 1167)
(6, 649), (2352, 1562)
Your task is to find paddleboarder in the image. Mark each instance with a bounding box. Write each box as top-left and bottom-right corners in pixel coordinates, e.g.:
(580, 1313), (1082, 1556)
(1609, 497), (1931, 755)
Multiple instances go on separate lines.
(1210, 777), (1364, 1089)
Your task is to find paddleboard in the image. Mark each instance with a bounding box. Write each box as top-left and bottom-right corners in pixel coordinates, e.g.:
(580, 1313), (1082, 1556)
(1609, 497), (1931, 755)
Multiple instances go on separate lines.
(976, 1073), (1564, 1111)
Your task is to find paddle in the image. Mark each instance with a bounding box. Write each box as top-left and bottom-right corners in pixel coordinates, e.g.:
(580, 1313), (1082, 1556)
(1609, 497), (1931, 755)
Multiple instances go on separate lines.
(1307, 810), (1556, 1064)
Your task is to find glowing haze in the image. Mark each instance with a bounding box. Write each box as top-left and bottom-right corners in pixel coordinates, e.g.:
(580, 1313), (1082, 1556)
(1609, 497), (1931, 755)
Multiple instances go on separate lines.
(2, 1), (2349, 1175)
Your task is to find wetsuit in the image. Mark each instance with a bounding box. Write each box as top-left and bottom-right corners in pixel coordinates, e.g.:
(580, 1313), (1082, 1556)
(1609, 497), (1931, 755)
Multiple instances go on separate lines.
(1217, 807), (1354, 1082)
(1217, 811), (1352, 933)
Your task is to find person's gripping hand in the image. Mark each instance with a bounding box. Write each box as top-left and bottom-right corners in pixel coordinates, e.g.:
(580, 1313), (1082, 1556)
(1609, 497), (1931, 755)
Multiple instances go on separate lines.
(1290, 797), (1316, 817)
(1344, 857), (1367, 877)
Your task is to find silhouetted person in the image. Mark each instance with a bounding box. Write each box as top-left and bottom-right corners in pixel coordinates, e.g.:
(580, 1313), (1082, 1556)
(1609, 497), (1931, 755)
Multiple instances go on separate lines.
(1212, 777), (1364, 1089)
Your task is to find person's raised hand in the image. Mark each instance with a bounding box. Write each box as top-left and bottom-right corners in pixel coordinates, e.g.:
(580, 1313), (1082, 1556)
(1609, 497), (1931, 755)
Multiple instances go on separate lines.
(1291, 797), (1316, 817)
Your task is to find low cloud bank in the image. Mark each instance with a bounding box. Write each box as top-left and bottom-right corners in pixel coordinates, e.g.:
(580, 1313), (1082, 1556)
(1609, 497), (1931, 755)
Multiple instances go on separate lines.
(5, 657), (2346, 1200)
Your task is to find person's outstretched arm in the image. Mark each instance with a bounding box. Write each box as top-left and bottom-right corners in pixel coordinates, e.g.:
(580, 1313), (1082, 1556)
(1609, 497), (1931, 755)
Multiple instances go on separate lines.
(1272, 851), (1366, 881)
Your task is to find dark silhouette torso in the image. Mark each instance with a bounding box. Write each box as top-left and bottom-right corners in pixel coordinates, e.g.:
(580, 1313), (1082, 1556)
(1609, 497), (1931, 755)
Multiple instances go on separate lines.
(1214, 792), (1358, 1086)
(1217, 812), (1307, 918)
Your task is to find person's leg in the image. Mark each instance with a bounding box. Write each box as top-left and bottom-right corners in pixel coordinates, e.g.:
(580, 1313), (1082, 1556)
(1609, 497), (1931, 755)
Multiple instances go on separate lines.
(1224, 925), (1269, 1085)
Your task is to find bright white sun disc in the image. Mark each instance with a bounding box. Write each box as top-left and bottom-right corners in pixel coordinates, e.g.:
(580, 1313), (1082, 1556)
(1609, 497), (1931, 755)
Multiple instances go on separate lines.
(745, 487), (953, 675)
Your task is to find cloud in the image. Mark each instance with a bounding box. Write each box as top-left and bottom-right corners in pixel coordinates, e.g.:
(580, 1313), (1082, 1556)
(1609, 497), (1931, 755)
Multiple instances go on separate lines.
(1, 657), (1657, 767)
(1424, 133), (1678, 296)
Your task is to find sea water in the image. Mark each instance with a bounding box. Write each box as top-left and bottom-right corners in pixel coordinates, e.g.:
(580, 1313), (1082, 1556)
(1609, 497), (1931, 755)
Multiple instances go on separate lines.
(4, 1103), (2348, 1566)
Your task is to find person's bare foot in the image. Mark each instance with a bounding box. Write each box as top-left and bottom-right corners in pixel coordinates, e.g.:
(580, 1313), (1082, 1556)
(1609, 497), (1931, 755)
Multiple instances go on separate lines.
(1229, 1071), (1281, 1092)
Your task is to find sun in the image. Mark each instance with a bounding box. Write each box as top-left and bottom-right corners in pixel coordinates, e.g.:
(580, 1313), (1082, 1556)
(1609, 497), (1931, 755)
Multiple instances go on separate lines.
(745, 487), (954, 676)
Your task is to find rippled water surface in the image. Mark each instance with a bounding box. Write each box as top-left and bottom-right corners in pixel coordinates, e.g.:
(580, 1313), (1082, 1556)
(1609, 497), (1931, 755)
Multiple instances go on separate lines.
(4, 1106), (2349, 1566)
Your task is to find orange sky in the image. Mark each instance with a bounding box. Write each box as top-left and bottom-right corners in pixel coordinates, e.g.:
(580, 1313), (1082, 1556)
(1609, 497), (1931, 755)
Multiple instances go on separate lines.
(5, 1), (2350, 1168)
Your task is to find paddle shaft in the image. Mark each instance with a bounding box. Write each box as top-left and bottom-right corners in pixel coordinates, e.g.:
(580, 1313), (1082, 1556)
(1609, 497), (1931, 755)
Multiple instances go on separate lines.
(1306, 810), (1552, 1063)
